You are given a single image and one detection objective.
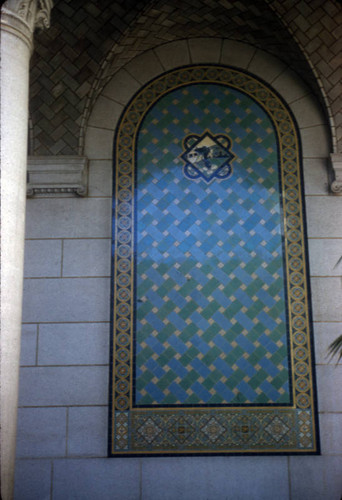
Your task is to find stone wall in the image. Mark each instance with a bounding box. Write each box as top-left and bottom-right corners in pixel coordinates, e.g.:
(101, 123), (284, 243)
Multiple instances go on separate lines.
(16, 41), (342, 499)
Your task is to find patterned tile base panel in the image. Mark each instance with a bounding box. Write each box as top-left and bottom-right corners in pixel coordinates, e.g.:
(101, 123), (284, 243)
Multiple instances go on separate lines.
(109, 66), (320, 455)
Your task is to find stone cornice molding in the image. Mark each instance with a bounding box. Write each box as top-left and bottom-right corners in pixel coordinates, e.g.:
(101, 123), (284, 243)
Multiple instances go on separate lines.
(27, 156), (89, 197)
(330, 153), (342, 195)
(1, 0), (53, 50)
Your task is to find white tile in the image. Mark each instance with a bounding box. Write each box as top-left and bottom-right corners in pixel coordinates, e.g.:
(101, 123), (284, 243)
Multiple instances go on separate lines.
(272, 69), (310, 104)
(311, 277), (342, 322)
(87, 95), (123, 130)
(316, 365), (342, 412)
(38, 323), (109, 365)
(303, 158), (329, 195)
(24, 239), (62, 278)
(16, 407), (67, 458)
(84, 126), (114, 160)
(19, 366), (108, 406)
(309, 239), (342, 276)
(88, 160), (113, 197)
(25, 198), (112, 239)
(142, 456), (289, 500)
(53, 459), (140, 500)
(62, 239), (111, 277)
(319, 412), (342, 454)
(67, 407), (107, 457)
(301, 125), (331, 158)
(125, 50), (164, 85)
(154, 40), (191, 70)
(306, 197), (342, 238)
(14, 459), (52, 500)
(220, 40), (256, 69)
(20, 324), (37, 366)
(188, 38), (222, 63)
(22, 277), (110, 323)
(102, 68), (140, 106)
(247, 49), (286, 84)
(290, 94), (327, 128)
(313, 322), (342, 365)
(289, 455), (342, 500)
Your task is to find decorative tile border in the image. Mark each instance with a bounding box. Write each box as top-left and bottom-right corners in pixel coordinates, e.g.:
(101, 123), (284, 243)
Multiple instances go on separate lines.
(109, 65), (320, 455)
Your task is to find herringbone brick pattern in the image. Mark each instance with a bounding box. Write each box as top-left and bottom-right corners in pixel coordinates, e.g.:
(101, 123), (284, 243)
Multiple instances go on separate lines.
(84, 0), (314, 141)
(29, 0), (341, 155)
(29, 0), (150, 155)
(267, 0), (342, 150)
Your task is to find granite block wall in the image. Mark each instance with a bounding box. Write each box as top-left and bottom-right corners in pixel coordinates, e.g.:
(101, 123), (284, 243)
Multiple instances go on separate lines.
(15, 41), (342, 499)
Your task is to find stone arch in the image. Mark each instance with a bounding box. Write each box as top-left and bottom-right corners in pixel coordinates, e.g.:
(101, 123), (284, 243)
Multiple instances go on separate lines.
(265, 0), (341, 154)
(80, 0), (333, 154)
(84, 39), (331, 173)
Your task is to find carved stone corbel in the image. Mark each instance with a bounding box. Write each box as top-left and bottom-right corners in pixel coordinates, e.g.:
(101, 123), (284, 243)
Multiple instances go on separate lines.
(27, 156), (89, 197)
(330, 153), (342, 194)
(34, 0), (53, 30)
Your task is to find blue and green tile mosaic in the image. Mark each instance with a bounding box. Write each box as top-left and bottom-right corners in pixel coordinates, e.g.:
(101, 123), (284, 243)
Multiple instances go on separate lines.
(135, 84), (289, 406)
(109, 66), (320, 456)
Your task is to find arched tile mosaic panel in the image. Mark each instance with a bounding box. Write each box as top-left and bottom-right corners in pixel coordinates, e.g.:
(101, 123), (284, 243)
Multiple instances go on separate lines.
(109, 65), (320, 456)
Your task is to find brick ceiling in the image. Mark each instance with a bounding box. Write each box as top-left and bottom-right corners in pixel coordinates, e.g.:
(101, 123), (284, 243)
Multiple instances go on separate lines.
(29, 0), (342, 155)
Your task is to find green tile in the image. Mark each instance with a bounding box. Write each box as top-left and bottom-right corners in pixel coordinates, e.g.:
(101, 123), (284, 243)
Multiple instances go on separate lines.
(180, 369), (200, 390)
(178, 301), (198, 320)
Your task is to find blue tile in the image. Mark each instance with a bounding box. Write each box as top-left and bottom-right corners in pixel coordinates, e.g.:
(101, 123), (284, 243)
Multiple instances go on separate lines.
(190, 358), (211, 378)
(169, 381), (190, 402)
(143, 382), (166, 402)
(213, 381), (235, 401)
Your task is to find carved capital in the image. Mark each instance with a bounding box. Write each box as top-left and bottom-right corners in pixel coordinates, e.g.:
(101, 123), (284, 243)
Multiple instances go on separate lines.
(34, 0), (53, 30)
(1, 0), (53, 50)
(330, 154), (342, 195)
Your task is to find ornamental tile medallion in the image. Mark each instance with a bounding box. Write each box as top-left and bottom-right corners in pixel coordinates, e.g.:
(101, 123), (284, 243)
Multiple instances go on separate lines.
(180, 131), (235, 182)
(109, 65), (320, 456)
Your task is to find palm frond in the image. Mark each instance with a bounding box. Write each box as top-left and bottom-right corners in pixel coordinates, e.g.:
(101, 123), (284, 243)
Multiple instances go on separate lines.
(327, 334), (342, 362)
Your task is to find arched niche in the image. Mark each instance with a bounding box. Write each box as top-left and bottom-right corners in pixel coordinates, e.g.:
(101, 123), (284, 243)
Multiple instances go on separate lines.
(83, 39), (330, 456)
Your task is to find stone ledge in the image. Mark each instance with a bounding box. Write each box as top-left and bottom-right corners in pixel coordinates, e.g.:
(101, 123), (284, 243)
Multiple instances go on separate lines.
(330, 153), (342, 195)
(27, 156), (88, 197)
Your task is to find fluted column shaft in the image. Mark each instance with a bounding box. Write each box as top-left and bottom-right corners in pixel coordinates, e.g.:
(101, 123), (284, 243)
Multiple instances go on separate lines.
(0, 2), (52, 498)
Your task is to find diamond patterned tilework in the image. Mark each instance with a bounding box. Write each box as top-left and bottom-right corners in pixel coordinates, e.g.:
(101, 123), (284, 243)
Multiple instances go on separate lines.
(134, 84), (290, 406)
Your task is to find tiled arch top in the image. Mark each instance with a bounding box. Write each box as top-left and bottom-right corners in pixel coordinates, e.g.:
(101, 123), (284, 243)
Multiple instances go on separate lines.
(84, 38), (329, 162)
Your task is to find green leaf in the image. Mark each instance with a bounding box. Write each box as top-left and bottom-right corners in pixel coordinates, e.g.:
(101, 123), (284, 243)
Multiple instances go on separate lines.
(327, 334), (342, 363)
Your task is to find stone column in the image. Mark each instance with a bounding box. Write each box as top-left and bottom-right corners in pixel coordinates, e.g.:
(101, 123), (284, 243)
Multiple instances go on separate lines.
(0, 2), (52, 499)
